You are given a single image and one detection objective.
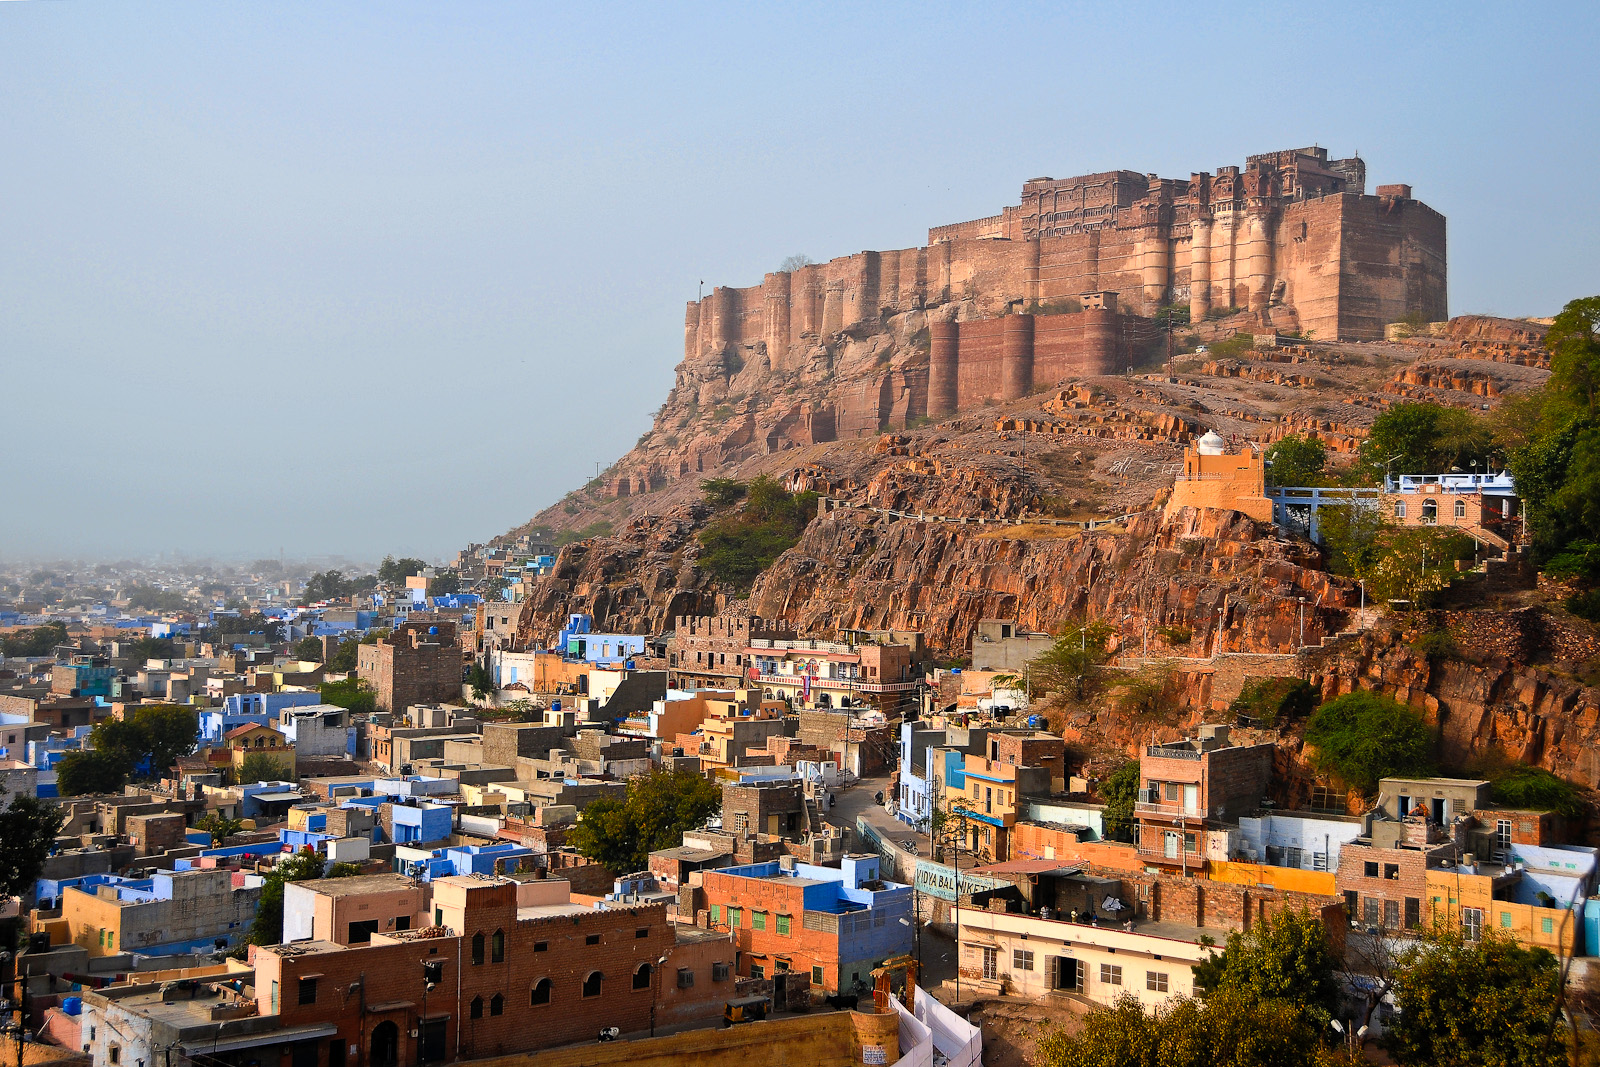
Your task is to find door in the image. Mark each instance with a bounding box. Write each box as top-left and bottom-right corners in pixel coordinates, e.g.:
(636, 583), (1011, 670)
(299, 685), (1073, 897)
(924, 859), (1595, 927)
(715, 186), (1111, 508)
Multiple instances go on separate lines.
(1182, 784), (1199, 815)
(370, 1022), (399, 1067)
(1054, 956), (1082, 992)
(1432, 798), (1446, 824)
(1164, 831), (1180, 859)
(421, 1019), (447, 1063)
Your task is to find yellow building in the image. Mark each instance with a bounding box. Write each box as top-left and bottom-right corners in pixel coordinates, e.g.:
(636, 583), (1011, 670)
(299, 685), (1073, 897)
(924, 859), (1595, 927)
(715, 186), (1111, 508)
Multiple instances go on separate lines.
(1425, 865), (1580, 956)
(1165, 431), (1273, 523)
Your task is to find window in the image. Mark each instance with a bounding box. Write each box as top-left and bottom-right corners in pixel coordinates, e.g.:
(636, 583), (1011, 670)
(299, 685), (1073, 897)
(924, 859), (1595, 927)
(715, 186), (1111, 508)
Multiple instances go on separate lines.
(531, 979), (551, 1005)
(1012, 949), (1034, 971)
(1501, 911), (1513, 929)
(750, 963), (765, 980)
(1364, 899), (1381, 926)
(729, 908), (742, 928)
(470, 996), (484, 1020)
(1384, 899), (1400, 929)
(1496, 820), (1512, 851)
(1455, 499), (1467, 519)
(535, 940), (548, 953)
(636, 927), (650, 939)
(583, 971), (603, 998)
(678, 968), (695, 989)
(1363, 861), (1379, 878)
(777, 914), (791, 936)
(489, 994), (503, 1017)
(422, 960), (443, 987)
(1147, 971), (1169, 993)
(1462, 907), (1483, 942)
(586, 933), (601, 945)
(1100, 963), (1122, 986)
(298, 977), (318, 1005)
(713, 962), (731, 982)
(634, 963), (653, 990)
(109, 1049), (119, 1065)
(1394, 502), (1407, 519)
(471, 932), (485, 965)
(271, 981), (280, 1014)
(1405, 897), (1421, 929)
(1383, 864), (1399, 880)
(492, 929), (505, 963)
(1542, 916), (1555, 934)
(710, 905), (721, 924)
(982, 947), (998, 981)
(812, 966), (824, 986)
(753, 911), (767, 931)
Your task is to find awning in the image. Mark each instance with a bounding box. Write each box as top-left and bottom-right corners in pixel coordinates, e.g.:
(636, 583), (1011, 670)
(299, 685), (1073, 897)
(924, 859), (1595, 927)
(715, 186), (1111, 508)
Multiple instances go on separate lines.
(191, 1024), (338, 1054)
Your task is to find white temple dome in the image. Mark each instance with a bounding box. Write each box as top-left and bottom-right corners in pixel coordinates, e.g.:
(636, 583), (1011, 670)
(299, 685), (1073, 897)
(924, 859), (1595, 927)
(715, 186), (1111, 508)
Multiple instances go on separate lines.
(1196, 430), (1226, 456)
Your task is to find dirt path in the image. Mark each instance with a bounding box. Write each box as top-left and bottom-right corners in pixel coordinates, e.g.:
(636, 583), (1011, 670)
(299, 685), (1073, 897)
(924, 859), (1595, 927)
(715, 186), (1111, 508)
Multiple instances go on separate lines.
(966, 996), (1089, 1067)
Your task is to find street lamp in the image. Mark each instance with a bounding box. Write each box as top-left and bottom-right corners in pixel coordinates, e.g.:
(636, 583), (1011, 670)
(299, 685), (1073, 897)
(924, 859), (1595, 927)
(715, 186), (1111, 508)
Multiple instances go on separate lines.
(649, 953), (670, 1036)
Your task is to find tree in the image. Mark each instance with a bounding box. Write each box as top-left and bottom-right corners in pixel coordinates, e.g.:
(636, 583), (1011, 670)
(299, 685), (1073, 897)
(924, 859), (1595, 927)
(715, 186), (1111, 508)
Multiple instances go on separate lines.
(1027, 619), (1114, 701)
(0, 622), (68, 658)
(0, 796), (65, 898)
(1264, 434), (1327, 487)
(319, 677), (376, 716)
(1387, 928), (1566, 1067)
(327, 638), (359, 673)
(1192, 909), (1340, 1021)
(467, 654), (494, 702)
(778, 253), (815, 273)
(292, 636), (324, 662)
(1099, 761), (1140, 842)
(1304, 691), (1434, 794)
(1316, 503), (1387, 577)
(568, 769), (721, 873)
(237, 751), (293, 784)
(129, 704), (200, 779)
(196, 812), (244, 846)
(696, 476), (817, 590)
(1547, 295), (1600, 415)
(326, 862), (364, 878)
(125, 636), (177, 662)
(701, 478), (747, 508)
(1360, 402), (1495, 480)
(378, 556), (429, 585)
(1361, 526), (1476, 607)
(428, 570), (461, 597)
(250, 848), (328, 946)
(56, 750), (131, 795)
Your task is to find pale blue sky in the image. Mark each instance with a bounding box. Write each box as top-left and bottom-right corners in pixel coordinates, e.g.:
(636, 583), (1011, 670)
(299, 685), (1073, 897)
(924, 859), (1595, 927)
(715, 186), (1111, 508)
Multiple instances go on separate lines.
(3, 2), (1595, 561)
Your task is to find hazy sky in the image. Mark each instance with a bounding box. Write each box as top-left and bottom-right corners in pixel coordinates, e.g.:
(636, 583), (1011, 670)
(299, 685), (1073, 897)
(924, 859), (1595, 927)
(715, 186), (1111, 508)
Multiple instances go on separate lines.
(3, 2), (1596, 562)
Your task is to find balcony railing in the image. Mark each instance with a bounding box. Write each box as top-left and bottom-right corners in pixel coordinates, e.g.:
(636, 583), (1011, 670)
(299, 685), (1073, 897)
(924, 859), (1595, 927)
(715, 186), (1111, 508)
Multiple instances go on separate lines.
(750, 672), (917, 693)
(1144, 745), (1201, 761)
(1134, 800), (1202, 817)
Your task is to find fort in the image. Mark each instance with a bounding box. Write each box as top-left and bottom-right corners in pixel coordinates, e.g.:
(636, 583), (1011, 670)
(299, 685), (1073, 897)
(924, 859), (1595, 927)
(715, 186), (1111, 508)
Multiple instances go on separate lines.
(610, 146), (1446, 498)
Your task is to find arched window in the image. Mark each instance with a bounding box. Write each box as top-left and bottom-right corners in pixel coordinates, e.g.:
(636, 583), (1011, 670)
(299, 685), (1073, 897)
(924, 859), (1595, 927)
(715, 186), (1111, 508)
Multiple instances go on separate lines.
(1455, 499), (1466, 519)
(531, 979), (552, 1006)
(1394, 501), (1407, 519)
(1421, 499), (1437, 523)
(470, 995), (484, 1020)
(489, 994), (503, 1017)
(633, 963), (652, 990)
(491, 929), (504, 963)
(582, 971), (603, 998)
(471, 932), (485, 966)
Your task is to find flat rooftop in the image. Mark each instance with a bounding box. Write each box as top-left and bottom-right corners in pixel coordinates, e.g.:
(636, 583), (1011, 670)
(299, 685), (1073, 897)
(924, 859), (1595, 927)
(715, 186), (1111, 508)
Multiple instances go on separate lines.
(295, 874), (417, 898)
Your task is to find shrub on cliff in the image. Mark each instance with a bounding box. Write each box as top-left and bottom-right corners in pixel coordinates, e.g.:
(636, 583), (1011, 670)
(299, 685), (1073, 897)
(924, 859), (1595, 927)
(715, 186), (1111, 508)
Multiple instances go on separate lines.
(1229, 677), (1318, 728)
(696, 476), (816, 590)
(1488, 765), (1583, 819)
(1304, 691), (1434, 794)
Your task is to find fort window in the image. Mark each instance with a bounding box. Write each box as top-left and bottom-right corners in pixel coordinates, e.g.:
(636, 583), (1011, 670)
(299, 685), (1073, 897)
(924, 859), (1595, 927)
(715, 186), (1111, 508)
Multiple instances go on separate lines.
(492, 929), (504, 963)
(471, 932), (485, 965)
(633, 963), (652, 990)
(583, 971), (603, 998)
(531, 978), (552, 1005)
(298, 977), (318, 1005)
(490, 994), (503, 1016)
(586, 933), (601, 945)
(470, 996), (483, 1020)
(636, 927), (649, 939)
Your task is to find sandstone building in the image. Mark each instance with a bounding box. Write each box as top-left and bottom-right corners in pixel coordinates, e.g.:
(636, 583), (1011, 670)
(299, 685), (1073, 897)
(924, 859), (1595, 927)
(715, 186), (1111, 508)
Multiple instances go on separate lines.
(357, 618), (463, 713)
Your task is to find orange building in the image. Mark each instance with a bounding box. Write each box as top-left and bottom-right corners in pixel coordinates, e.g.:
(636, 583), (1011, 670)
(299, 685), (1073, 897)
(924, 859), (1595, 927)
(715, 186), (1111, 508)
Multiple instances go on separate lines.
(1165, 431), (1273, 523)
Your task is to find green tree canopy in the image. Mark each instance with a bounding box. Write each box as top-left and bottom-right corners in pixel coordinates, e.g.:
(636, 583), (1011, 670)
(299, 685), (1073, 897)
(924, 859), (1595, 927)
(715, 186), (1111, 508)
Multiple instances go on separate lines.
(1099, 761), (1140, 842)
(196, 812), (244, 847)
(131, 704), (200, 778)
(568, 769), (721, 873)
(1388, 929), (1566, 1067)
(1191, 909), (1340, 1021)
(1264, 434), (1328, 487)
(237, 751), (294, 784)
(696, 476), (816, 590)
(327, 638), (360, 673)
(0, 796), (65, 898)
(1547, 295), (1600, 415)
(1360, 402), (1496, 480)
(378, 556), (429, 585)
(292, 636), (324, 662)
(1304, 691), (1434, 794)
(319, 677), (376, 716)
(701, 478), (747, 508)
(0, 622), (69, 658)
(56, 750), (131, 796)
(1027, 619), (1114, 701)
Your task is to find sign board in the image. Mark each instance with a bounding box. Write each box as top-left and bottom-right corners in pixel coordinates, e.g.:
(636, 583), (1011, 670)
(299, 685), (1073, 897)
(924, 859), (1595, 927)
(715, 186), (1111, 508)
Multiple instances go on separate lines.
(913, 859), (1009, 902)
(862, 1046), (888, 1065)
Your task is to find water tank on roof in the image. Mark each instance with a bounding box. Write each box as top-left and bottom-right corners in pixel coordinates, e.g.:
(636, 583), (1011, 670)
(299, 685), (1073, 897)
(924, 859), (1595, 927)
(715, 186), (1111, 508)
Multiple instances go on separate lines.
(61, 998), (81, 1016)
(428, 626), (438, 635)
(1196, 431), (1226, 456)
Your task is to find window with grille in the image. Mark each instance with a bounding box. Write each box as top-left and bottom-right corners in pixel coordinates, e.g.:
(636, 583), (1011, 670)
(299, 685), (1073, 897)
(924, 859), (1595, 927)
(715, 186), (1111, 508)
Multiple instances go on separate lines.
(1100, 963), (1122, 985)
(1012, 949), (1034, 971)
(982, 947), (998, 980)
(1364, 899), (1381, 926)
(777, 914), (791, 936)
(1384, 899), (1400, 929)
(1146, 971), (1168, 992)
